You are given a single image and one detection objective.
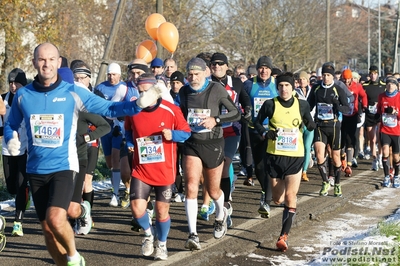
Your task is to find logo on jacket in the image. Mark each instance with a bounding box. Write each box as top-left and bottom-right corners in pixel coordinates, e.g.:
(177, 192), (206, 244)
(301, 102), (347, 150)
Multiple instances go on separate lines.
(52, 97), (66, 102)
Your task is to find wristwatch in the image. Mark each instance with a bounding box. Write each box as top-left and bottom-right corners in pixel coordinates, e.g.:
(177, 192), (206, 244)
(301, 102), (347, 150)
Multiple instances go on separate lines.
(215, 117), (221, 124)
(83, 134), (91, 143)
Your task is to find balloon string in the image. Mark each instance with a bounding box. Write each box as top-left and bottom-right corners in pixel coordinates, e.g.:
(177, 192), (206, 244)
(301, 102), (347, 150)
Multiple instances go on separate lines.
(170, 53), (174, 59)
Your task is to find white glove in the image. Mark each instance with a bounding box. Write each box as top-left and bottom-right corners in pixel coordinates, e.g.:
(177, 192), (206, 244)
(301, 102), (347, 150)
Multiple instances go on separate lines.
(136, 84), (162, 109)
(7, 131), (21, 156)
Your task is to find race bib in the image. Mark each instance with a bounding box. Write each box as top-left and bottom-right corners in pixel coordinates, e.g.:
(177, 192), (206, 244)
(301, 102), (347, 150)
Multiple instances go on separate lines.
(30, 114), (64, 148)
(136, 135), (165, 164)
(317, 103), (334, 120)
(368, 103), (377, 114)
(253, 97), (268, 118)
(275, 128), (299, 151)
(187, 108), (211, 133)
(382, 113), (397, 128)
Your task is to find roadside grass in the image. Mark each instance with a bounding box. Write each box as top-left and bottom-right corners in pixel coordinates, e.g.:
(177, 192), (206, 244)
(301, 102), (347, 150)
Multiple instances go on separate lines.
(342, 220), (400, 266)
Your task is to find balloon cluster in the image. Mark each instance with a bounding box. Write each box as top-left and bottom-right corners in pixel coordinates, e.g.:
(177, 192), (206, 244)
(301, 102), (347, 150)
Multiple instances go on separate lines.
(135, 13), (179, 63)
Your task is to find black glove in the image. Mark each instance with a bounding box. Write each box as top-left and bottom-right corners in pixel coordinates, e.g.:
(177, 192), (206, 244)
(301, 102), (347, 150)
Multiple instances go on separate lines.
(384, 107), (394, 114)
(306, 120), (316, 131)
(332, 97), (340, 109)
(241, 106), (252, 124)
(265, 130), (278, 140)
(112, 126), (121, 137)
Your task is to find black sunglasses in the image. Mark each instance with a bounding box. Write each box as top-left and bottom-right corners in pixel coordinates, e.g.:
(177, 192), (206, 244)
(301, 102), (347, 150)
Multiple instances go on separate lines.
(211, 62), (225, 66)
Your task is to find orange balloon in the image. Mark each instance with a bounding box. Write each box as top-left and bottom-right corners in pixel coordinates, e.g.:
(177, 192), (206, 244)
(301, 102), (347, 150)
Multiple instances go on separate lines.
(135, 40), (157, 63)
(157, 22), (179, 53)
(145, 13), (166, 41)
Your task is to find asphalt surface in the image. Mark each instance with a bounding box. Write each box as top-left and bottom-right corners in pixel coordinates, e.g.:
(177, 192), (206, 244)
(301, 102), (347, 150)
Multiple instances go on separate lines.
(0, 158), (397, 265)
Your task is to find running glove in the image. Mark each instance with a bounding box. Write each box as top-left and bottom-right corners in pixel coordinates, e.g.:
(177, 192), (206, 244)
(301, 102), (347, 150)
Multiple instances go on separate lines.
(384, 107), (394, 114)
(265, 130), (278, 140)
(137, 84), (162, 109)
(7, 131), (21, 156)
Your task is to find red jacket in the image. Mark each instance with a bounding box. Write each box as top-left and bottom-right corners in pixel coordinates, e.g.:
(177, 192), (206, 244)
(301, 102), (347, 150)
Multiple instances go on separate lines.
(377, 92), (400, 136)
(125, 99), (191, 186)
(343, 81), (368, 116)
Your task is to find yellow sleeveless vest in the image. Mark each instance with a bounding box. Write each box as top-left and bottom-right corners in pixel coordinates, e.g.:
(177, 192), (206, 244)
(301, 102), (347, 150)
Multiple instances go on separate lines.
(267, 97), (304, 157)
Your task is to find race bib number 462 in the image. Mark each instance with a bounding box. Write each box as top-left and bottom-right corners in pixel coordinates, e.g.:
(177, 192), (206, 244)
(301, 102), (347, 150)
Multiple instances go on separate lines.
(30, 114), (64, 148)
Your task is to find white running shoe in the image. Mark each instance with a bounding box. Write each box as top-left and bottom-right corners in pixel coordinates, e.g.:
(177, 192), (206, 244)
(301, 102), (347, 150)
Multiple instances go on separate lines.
(142, 234), (155, 256)
(213, 207), (228, 239)
(76, 201), (92, 235)
(109, 194), (119, 207)
(154, 241), (168, 260)
(372, 159), (378, 171)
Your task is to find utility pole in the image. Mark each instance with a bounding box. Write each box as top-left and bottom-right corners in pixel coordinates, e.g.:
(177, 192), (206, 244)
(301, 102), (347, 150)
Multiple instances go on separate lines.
(368, 3), (370, 71)
(156, 0), (163, 59)
(95, 0), (127, 86)
(378, 0), (382, 76)
(326, 0), (330, 62)
(393, 1), (400, 73)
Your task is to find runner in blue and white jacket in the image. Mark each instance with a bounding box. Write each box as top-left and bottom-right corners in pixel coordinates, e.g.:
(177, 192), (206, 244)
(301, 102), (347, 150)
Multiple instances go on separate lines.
(3, 42), (158, 266)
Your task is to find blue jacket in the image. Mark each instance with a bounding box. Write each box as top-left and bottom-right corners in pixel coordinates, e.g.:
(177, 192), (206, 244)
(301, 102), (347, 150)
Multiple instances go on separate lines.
(4, 75), (141, 174)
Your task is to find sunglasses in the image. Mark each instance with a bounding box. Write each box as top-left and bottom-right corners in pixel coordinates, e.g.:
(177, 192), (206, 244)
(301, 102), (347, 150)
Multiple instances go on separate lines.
(211, 62), (225, 66)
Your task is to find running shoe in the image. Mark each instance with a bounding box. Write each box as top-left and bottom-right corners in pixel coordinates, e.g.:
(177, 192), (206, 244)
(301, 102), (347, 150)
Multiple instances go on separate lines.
(358, 151), (365, 160)
(378, 158), (383, 169)
(142, 234), (155, 256)
(0, 216), (5, 235)
(197, 206), (209, 221)
(328, 176), (335, 186)
(238, 168), (247, 176)
(393, 176), (400, 188)
(109, 193), (119, 207)
(67, 255), (85, 266)
(12, 221), (23, 237)
(154, 241), (168, 260)
(301, 172), (309, 182)
(120, 190), (130, 209)
(334, 184), (342, 197)
(171, 193), (185, 203)
(372, 159), (378, 171)
(276, 234), (288, 252)
(184, 233), (201, 250)
(226, 202), (233, 228)
(208, 199), (216, 215)
(243, 177), (255, 186)
(319, 181), (330, 196)
(383, 175), (391, 188)
(131, 217), (142, 232)
(364, 153), (371, 160)
(0, 216), (5, 252)
(308, 153), (314, 168)
(76, 201), (92, 235)
(258, 191), (270, 218)
(213, 207), (228, 239)
(352, 158), (358, 168)
(344, 166), (352, 177)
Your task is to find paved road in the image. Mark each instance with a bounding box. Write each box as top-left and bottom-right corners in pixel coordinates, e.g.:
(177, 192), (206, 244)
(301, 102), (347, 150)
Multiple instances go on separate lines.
(0, 158), (397, 265)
